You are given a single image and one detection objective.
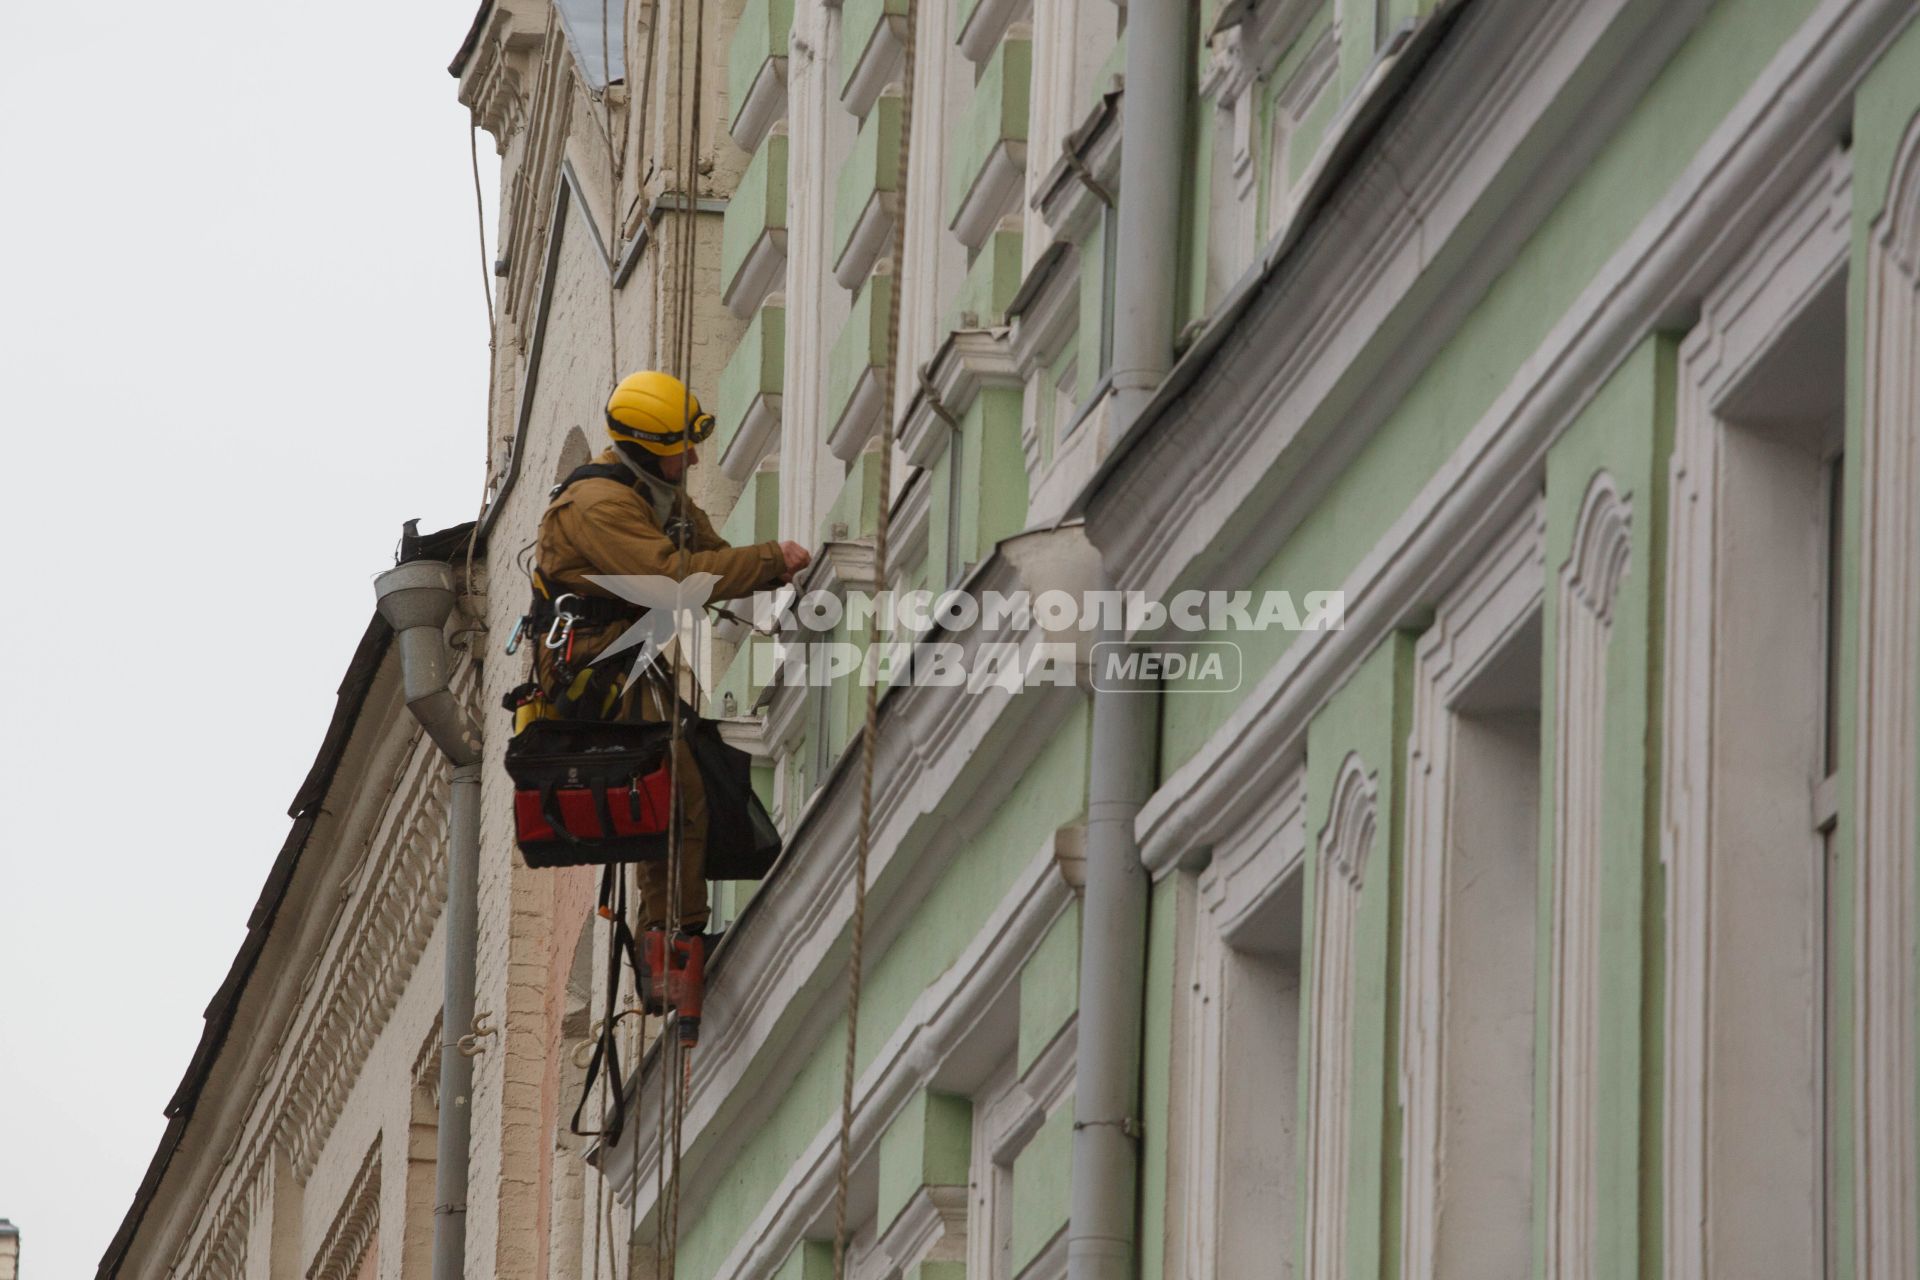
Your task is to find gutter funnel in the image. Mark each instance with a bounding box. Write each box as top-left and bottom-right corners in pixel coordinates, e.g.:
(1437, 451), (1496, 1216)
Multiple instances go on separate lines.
(373, 554), (485, 1280)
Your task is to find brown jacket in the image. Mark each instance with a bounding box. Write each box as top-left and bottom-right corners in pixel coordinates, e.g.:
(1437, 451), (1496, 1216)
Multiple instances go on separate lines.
(537, 448), (784, 603)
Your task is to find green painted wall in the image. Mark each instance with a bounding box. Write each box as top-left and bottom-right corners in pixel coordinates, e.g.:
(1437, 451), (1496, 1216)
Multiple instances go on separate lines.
(1018, 899), (1080, 1075)
(926, 387), (1028, 590)
(673, 705), (1091, 1280)
(715, 305), (785, 466)
(1138, 871), (1185, 1280)
(826, 274), (891, 439)
(841, 0), (908, 102)
(728, 0), (793, 126)
(772, 1239), (832, 1280)
(722, 133), (789, 294)
(1011, 1096), (1075, 1274)
(1295, 633), (1415, 1280)
(835, 92), (904, 271)
(947, 38), (1032, 227)
(1158, 0), (1821, 775)
(1528, 334), (1675, 1280)
(877, 1089), (972, 1233)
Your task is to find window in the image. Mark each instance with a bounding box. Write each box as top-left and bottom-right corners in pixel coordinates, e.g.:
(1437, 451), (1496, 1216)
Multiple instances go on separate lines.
(1662, 151), (1850, 1280)
(1180, 774), (1307, 1277)
(1403, 500), (1543, 1279)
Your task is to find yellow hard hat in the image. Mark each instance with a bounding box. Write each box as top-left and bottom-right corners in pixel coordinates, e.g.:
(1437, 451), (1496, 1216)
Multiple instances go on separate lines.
(604, 370), (716, 456)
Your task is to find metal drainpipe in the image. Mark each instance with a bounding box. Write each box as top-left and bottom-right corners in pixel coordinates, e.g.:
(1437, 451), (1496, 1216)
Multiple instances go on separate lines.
(374, 559), (484, 1280)
(1068, 3), (1187, 1280)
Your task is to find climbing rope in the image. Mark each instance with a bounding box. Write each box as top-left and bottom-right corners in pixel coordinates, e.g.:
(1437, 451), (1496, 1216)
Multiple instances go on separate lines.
(832, 4), (917, 1276)
(652, 0), (709, 1277)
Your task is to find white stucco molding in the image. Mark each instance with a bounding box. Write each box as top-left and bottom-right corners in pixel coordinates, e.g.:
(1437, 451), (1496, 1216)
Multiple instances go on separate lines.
(1398, 497), (1544, 1280)
(1545, 469), (1630, 1280)
(1130, 0), (1916, 882)
(1854, 108), (1920, 1280)
(1178, 764), (1305, 1280)
(305, 1141), (380, 1280)
(1660, 148), (1851, 1280)
(1304, 752), (1378, 1280)
(899, 327), (1022, 468)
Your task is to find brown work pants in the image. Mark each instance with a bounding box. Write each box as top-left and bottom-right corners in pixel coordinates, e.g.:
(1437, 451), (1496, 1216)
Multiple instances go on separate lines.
(621, 672), (710, 931)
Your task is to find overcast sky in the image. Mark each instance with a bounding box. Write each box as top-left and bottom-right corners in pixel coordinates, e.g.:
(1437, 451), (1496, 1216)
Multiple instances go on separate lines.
(0, 2), (499, 1273)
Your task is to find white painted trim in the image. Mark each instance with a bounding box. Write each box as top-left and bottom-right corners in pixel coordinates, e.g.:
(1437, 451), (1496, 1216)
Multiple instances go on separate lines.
(956, 0), (1023, 64)
(724, 227), (791, 318)
(829, 363), (886, 460)
(1544, 470), (1630, 1280)
(900, 328), (1023, 468)
(1398, 497), (1544, 1280)
(1659, 148), (1851, 1280)
(1201, 765), (1308, 941)
(951, 143), (1030, 249)
(1179, 765), (1305, 1280)
(1853, 110), (1920, 1280)
(1304, 752), (1378, 1280)
(1130, 0), (1915, 880)
(732, 56), (791, 151)
(842, 13), (907, 119)
(719, 393), (784, 481)
(835, 190), (900, 287)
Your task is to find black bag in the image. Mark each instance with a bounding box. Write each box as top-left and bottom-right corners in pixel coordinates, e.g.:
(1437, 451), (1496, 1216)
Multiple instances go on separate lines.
(504, 716), (782, 878)
(684, 717), (783, 880)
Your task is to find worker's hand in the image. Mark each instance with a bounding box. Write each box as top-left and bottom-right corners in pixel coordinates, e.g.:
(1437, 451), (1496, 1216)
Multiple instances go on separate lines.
(779, 540), (813, 580)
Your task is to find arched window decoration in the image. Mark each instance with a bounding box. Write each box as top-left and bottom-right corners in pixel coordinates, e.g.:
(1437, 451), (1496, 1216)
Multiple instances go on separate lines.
(1546, 470), (1630, 1279)
(1305, 751), (1379, 1280)
(1855, 114), (1920, 1280)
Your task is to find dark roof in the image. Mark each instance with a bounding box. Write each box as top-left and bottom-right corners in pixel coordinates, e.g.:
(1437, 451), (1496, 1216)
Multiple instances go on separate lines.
(98, 523), (476, 1280)
(449, 1), (494, 78)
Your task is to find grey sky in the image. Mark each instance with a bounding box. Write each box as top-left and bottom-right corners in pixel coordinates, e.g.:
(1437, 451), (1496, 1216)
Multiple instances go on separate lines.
(0, 3), (499, 1273)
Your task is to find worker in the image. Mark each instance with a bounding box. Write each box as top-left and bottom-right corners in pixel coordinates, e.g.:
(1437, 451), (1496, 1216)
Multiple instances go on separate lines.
(529, 370), (811, 985)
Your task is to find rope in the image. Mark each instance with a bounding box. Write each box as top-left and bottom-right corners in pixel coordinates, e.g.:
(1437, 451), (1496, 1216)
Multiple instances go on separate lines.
(602, 0), (623, 396)
(832, 4), (917, 1274)
(654, 2), (708, 1278)
(469, 126), (496, 332)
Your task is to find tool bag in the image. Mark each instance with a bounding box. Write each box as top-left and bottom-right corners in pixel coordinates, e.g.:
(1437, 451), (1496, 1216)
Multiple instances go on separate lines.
(504, 716), (782, 878)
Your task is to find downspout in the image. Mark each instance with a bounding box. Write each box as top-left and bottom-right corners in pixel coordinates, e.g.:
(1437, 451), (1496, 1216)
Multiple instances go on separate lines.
(1068, 5), (1187, 1280)
(373, 558), (484, 1280)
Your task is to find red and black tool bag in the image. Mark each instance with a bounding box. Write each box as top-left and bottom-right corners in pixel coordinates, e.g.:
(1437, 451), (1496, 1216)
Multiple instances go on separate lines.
(504, 716), (784, 878)
(505, 719), (674, 867)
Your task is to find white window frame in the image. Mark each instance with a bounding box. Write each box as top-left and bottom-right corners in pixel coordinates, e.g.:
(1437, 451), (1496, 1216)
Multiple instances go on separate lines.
(1660, 148), (1852, 1280)
(1398, 497), (1544, 1280)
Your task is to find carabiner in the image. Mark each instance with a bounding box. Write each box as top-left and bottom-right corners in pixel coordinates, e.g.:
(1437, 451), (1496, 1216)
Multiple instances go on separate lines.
(545, 594), (582, 650)
(505, 614), (529, 656)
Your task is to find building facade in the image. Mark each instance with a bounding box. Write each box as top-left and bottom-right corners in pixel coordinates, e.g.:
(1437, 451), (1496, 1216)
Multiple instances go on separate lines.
(104, 1), (1920, 1279)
